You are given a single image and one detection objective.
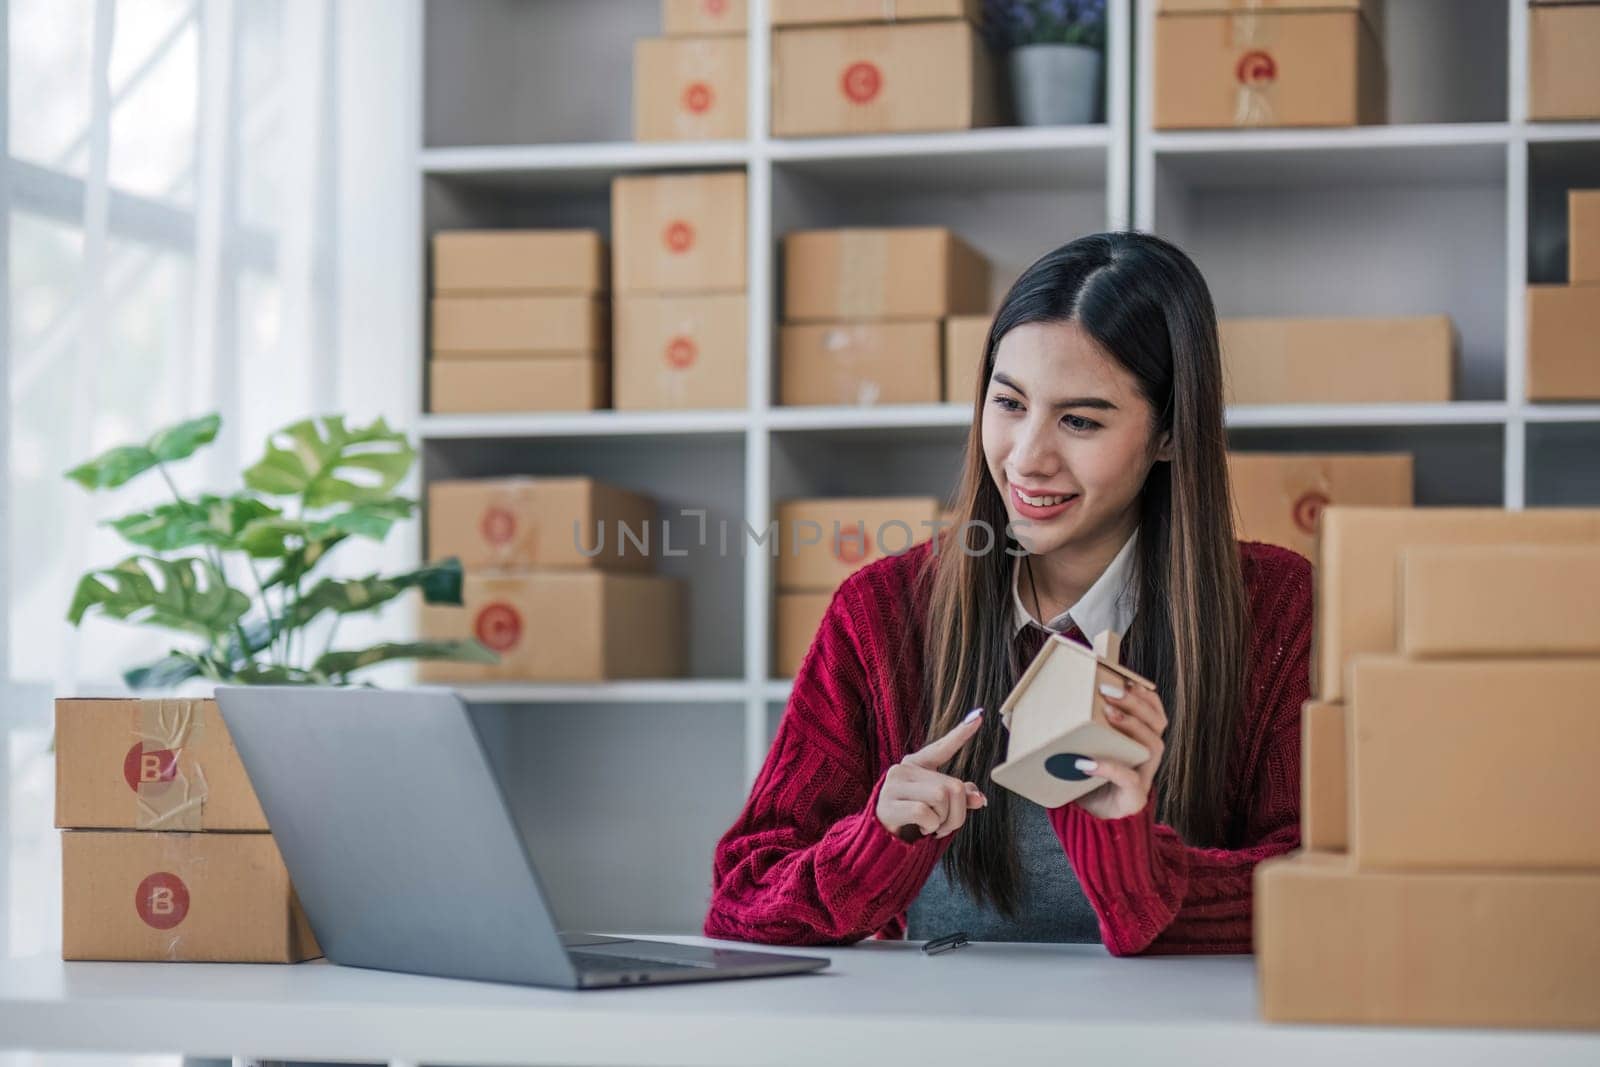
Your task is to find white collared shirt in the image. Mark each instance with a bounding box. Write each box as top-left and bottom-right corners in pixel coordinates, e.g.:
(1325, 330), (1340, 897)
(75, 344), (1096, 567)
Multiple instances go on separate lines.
(1011, 532), (1139, 640)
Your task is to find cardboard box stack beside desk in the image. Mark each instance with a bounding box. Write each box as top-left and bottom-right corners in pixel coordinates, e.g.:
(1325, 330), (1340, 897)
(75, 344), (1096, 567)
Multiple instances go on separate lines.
(1154, 0), (1387, 129)
(420, 477), (686, 682)
(55, 697), (321, 963)
(1527, 188), (1600, 401)
(612, 170), (749, 411)
(429, 230), (610, 413)
(1529, 0), (1600, 121)
(1219, 314), (1456, 405)
(1256, 506), (1600, 1030)
(773, 497), (944, 676)
(770, 0), (998, 137)
(635, 0), (747, 142)
(780, 228), (990, 406)
(1226, 452), (1413, 561)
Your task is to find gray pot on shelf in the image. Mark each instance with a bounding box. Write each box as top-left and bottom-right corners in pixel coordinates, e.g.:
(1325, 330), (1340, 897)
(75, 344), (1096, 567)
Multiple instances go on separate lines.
(1007, 43), (1103, 126)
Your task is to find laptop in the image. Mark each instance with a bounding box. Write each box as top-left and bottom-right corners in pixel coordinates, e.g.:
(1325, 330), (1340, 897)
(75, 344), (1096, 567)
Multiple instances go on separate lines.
(214, 685), (829, 989)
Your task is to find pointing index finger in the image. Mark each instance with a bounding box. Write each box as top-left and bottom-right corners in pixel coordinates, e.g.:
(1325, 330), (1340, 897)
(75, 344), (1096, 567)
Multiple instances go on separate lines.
(904, 708), (984, 770)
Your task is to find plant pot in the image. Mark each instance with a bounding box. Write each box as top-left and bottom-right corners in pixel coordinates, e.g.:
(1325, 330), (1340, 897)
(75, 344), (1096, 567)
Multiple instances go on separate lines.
(1007, 43), (1102, 126)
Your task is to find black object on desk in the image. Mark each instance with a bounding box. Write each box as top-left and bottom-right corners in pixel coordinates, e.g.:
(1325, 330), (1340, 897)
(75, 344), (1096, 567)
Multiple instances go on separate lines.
(922, 931), (971, 956)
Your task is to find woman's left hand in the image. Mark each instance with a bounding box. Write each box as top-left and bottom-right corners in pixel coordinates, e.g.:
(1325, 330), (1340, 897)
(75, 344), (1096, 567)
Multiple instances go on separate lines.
(1071, 682), (1168, 821)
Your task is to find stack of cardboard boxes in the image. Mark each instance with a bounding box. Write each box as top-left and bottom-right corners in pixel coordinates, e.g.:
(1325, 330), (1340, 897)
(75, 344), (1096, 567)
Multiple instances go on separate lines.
(1257, 506), (1600, 1029)
(779, 228), (990, 406)
(770, 0), (998, 137)
(612, 170), (749, 410)
(429, 230), (611, 414)
(1529, 1), (1600, 121)
(1528, 188), (1600, 401)
(1227, 452), (1413, 560)
(774, 497), (945, 675)
(634, 1), (747, 142)
(942, 313), (993, 407)
(56, 697), (319, 963)
(420, 477), (686, 682)
(1155, 0), (1386, 129)
(1219, 314), (1456, 405)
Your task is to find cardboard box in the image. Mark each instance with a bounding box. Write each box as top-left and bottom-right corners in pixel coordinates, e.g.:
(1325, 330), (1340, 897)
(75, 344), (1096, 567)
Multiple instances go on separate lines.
(1348, 656), (1600, 870)
(776, 592), (832, 677)
(776, 497), (943, 591)
(612, 171), (747, 294)
(1569, 189), (1600, 284)
(432, 230), (606, 295)
(1300, 701), (1346, 852)
(771, 21), (1001, 138)
(1527, 284), (1600, 400)
(1219, 315), (1455, 405)
(663, 0), (747, 35)
(779, 321), (942, 406)
(1226, 452), (1412, 560)
(992, 632), (1154, 809)
(1155, 8), (1385, 129)
(634, 36), (747, 142)
(430, 296), (607, 358)
(428, 477), (658, 573)
(784, 228), (990, 323)
(429, 356), (608, 414)
(613, 293), (748, 411)
(1315, 507), (1600, 701)
(1255, 851), (1600, 1029)
(62, 830), (320, 963)
(1530, 3), (1600, 122)
(56, 698), (268, 833)
(419, 571), (686, 682)
(771, 0), (979, 25)
(1401, 545), (1600, 657)
(943, 314), (991, 407)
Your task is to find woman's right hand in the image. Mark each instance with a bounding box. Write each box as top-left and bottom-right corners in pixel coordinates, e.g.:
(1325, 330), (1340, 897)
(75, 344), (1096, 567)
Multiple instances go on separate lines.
(876, 709), (988, 842)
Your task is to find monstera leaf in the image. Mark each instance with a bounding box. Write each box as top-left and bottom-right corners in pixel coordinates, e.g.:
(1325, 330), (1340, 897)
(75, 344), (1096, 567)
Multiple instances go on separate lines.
(122, 650), (227, 690)
(243, 416), (414, 507)
(280, 559), (464, 631)
(314, 640), (496, 680)
(65, 414), (221, 490)
(67, 556), (250, 636)
(105, 494), (280, 552)
(234, 497), (414, 559)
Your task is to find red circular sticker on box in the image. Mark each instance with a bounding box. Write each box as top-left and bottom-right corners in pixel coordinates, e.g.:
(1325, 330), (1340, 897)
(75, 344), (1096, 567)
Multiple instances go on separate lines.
(683, 81), (714, 115)
(664, 220), (695, 254)
(665, 335), (698, 369)
(480, 506), (517, 546)
(135, 872), (190, 930)
(1292, 491), (1331, 534)
(475, 602), (523, 652)
(123, 743), (178, 795)
(833, 527), (872, 564)
(1236, 50), (1277, 88)
(704, 0), (727, 14)
(841, 61), (883, 104)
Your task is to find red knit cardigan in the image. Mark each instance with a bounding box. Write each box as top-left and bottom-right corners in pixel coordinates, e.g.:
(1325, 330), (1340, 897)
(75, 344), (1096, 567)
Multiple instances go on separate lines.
(704, 539), (1313, 955)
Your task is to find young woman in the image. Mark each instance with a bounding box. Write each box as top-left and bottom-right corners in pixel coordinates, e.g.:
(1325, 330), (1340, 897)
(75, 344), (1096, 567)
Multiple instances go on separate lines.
(705, 232), (1312, 955)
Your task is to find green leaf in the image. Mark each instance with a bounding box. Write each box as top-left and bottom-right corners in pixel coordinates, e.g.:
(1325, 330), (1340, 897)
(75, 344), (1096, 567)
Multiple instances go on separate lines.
(243, 416), (415, 507)
(123, 651), (222, 690)
(234, 497), (412, 559)
(229, 663), (328, 685)
(106, 494), (280, 552)
(280, 559), (464, 632)
(314, 639), (497, 680)
(67, 556), (251, 637)
(325, 497), (416, 540)
(64, 414), (221, 490)
(262, 534), (347, 589)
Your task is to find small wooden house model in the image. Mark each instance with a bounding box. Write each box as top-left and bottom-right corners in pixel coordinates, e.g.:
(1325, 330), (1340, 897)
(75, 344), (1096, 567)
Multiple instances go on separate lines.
(990, 630), (1156, 808)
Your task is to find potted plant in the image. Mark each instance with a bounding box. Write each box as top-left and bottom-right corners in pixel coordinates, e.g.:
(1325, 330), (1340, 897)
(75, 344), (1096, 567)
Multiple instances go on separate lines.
(64, 412), (495, 689)
(985, 0), (1108, 126)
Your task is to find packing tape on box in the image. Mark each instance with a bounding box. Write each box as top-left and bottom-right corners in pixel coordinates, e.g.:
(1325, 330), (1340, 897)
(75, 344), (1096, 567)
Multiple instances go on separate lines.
(133, 698), (208, 831)
(1228, 13), (1278, 127)
(835, 234), (891, 320)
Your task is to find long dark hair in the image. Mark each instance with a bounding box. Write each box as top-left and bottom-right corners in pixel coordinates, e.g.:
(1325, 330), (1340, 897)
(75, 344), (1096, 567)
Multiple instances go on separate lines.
(920, 232), (1248, 917)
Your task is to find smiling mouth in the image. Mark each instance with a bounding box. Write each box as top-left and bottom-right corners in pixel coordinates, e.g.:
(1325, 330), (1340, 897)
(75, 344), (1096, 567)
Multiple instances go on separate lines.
(1016, 489), (1075, 507)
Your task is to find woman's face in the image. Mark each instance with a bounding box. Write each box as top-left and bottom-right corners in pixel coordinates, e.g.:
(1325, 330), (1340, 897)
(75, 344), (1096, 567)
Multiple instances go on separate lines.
(981, 320), (1170, 558)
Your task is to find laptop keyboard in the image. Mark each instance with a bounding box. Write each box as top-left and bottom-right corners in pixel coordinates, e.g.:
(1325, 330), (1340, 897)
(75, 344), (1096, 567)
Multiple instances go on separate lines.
(569, 950), (709, 974)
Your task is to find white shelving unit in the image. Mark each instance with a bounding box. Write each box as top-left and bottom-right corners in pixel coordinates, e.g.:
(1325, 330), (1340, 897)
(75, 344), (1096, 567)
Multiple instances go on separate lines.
(413, 0), (1598, 934)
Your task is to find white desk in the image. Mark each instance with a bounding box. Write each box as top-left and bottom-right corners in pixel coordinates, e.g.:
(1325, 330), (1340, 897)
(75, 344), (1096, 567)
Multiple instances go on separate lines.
(2, 936), (1595, 1066)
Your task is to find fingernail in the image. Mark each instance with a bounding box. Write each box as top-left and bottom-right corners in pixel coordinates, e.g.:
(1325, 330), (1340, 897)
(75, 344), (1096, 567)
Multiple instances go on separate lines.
(1106, 706), (1123, 718)
(1074, 758), (1098, 773)
(1099, 684), (1124, 699)
(962, 707), (984, 726)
